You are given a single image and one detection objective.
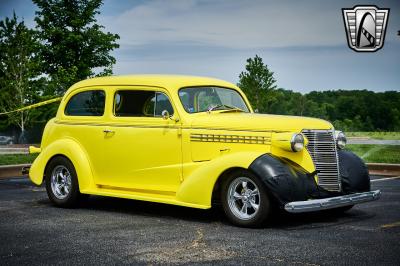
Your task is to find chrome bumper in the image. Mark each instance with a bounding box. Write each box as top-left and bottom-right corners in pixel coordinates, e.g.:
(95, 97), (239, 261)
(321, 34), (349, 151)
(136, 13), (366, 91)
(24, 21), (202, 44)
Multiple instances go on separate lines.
(284, 190), (381, 213)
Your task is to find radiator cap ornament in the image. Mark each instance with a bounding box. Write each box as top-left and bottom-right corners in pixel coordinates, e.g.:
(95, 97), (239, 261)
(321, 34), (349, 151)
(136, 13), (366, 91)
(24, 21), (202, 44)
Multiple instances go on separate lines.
(342, 5), (389, 52)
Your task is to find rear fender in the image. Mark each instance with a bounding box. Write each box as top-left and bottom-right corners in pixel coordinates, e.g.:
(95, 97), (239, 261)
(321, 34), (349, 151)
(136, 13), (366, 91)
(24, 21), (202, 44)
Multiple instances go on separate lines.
(29, 138), (94, 192)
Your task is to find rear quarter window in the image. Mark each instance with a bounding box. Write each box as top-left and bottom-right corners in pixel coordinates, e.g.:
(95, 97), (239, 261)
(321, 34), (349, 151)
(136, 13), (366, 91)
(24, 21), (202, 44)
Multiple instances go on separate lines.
(65, 90), (105, 116)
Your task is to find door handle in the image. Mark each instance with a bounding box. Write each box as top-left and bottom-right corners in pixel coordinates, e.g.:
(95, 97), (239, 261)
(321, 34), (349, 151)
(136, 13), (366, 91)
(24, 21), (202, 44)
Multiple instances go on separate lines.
(103, 129), (114, 134)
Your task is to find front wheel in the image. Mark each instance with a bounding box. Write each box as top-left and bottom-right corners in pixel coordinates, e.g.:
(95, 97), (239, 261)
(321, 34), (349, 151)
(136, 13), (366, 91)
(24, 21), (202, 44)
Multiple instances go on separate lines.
(221, 170), (271, 227)
(45, 156), (83, 208)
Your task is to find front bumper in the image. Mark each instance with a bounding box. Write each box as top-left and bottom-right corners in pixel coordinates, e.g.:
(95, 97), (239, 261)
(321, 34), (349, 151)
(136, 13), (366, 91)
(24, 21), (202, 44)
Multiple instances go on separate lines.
(284, 190), (381, 213)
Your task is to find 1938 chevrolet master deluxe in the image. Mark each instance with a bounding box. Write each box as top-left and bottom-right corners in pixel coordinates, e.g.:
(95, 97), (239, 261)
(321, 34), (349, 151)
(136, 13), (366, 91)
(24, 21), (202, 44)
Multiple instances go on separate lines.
(28, 75), (380, 227)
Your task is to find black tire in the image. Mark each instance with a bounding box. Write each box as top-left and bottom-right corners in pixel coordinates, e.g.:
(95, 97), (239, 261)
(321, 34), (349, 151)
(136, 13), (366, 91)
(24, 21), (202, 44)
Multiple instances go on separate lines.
(221, 169), (271, 227)
(45, 156), (82, 208)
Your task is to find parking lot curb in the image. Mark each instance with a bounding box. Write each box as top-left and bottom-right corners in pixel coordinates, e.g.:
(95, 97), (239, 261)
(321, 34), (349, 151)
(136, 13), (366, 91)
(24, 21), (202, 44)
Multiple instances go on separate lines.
(1, 163), (400, 179)
(0, 164), (31, 179)
(367, 163), (400, 177)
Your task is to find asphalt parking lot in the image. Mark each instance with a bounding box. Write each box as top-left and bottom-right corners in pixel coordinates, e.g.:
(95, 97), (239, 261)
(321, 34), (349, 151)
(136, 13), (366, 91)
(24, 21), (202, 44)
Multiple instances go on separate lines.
(0, 176), (399, 265)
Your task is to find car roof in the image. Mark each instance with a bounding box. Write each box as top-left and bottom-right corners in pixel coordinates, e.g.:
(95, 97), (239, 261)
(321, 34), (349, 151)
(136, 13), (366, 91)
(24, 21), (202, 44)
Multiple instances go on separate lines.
(67, 75), (237, 94)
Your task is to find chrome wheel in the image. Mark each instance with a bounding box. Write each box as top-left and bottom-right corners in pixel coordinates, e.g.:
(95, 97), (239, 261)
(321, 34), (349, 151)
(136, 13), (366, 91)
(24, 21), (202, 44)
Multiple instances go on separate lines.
(227, 177), (260, 220)
(50, 165), (72, 200)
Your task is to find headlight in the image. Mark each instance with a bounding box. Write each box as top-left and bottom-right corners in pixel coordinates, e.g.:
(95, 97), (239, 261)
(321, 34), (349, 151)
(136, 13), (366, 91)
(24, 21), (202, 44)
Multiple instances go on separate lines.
(335, 131), (347, 149)
(290, 133), (304, 152)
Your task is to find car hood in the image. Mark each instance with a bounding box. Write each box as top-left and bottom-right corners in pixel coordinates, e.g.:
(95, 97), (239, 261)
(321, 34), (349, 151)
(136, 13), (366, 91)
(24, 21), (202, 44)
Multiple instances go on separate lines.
(189, 112), (333, 132)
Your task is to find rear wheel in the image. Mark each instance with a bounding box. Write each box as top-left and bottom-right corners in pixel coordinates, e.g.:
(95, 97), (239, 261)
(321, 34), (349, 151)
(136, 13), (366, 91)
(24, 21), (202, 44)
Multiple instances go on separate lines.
(221, 170), (271, 227)
(45, 156), (82, 208)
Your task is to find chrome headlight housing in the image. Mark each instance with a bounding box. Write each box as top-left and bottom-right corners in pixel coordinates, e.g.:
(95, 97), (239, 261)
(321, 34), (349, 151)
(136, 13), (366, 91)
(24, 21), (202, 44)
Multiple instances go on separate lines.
(334, 131), (347, 149)
(290, 133), (304, 152)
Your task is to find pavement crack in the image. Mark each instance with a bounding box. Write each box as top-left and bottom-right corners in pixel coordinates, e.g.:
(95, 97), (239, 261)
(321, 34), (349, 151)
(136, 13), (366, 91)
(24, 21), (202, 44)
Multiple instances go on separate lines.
(133, 226), (236, 264)
(190, 227), (205, 248)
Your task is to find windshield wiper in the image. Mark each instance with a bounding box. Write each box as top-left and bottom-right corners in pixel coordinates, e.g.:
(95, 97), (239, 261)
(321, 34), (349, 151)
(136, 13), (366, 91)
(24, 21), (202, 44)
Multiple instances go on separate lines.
(207, 104), (245, 113)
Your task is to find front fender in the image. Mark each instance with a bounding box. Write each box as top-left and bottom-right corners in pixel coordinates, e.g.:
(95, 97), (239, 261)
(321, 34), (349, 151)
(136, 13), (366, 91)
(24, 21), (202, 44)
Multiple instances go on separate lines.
(249, 152), (371, 207)
(338, 150), (370, 193)
(249, 154), (325, 205)
(29, 138), (95, 192)
(176, 151), (264, 207)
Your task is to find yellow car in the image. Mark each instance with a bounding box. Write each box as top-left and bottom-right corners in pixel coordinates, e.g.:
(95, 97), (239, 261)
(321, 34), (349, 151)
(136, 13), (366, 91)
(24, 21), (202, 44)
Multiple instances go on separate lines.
(28, 75), (380, 227)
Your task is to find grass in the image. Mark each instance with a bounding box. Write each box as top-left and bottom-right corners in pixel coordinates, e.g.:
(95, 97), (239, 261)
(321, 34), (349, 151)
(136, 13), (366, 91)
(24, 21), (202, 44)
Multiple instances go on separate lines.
(0, 144), (399, 165)
(346, 144), (400, 164)
(0, 154), (38, 166)
(347, 132), (400, 140)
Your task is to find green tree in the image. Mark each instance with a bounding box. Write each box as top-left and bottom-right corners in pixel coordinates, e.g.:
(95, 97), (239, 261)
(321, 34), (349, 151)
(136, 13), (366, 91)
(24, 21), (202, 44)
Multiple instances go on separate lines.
(237, 55), (277, 113)
(0, 13), (43, 141)
(33, 0), (120, 95)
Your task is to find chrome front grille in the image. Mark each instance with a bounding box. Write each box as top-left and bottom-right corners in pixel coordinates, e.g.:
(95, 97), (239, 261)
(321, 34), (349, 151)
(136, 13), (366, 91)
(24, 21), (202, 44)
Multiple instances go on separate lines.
(302, 130), (341, 192)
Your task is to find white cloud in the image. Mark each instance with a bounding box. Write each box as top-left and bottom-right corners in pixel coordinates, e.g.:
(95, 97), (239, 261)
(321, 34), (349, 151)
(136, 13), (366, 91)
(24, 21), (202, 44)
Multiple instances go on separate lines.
(99, 0), (400, 92)
(99, 0), (344, 49)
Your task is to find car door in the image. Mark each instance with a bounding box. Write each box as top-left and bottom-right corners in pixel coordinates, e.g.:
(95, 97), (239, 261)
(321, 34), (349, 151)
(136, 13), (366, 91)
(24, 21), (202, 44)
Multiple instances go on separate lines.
(61, 88), (108, 178)
(95, 87), (182, 194)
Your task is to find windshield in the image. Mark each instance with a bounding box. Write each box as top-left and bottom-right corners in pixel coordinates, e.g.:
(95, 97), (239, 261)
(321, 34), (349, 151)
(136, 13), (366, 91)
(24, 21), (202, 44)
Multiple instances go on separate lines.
(178, 87), (250, 113)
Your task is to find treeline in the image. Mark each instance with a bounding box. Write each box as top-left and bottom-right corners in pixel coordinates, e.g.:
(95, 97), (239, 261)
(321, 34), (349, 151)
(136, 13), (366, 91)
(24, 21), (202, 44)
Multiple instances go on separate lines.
(238, 55), (399, 132)
(0, 3), (398, 143)
(0, 0), (119, 142)
(267, 89), (400, 131)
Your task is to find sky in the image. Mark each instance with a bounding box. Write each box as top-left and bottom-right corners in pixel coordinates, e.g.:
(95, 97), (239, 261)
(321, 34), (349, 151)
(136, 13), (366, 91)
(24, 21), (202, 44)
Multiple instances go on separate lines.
(0, 0), (399, 93)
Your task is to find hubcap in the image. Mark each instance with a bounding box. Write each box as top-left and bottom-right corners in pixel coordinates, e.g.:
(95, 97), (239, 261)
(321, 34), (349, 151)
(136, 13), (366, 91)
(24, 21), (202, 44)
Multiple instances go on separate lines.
(227, 177), (260, 220)
(50, 165), (72, 200)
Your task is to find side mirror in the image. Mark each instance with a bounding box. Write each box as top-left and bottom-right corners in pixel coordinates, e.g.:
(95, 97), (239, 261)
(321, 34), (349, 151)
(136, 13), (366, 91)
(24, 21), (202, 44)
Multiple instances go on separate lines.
(161, 110), (180, 122)
(161, 110), (170, 120)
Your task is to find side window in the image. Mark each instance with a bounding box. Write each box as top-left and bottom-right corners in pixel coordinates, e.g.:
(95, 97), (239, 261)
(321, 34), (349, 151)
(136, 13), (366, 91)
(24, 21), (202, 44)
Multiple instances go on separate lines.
(65, 90), (105, 116)
(114, 90), (174, 117)
(155, 92), (174, 116)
